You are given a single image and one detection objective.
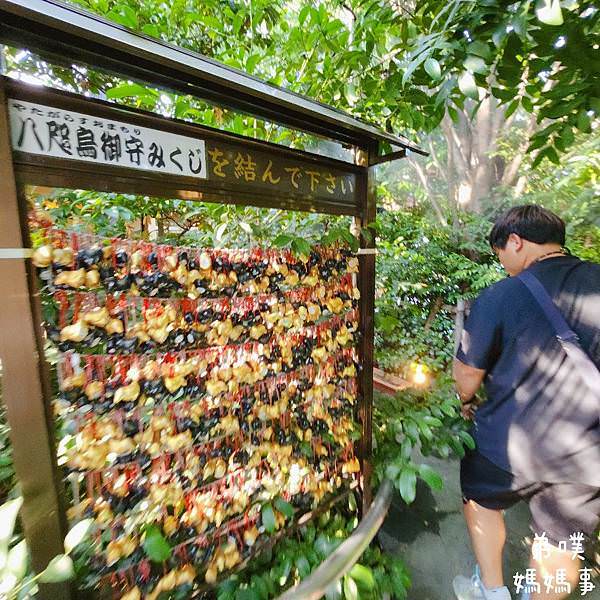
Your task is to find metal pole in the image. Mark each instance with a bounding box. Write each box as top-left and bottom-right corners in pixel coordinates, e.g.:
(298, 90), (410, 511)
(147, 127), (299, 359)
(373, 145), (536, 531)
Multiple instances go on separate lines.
(0, 80), (70, 600)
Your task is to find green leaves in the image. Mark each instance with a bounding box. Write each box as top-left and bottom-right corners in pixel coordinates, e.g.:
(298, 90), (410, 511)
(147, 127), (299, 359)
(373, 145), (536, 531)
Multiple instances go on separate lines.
(64, 518), (94, 554)
(0, 497), (23, 552)
(5, 540), (29, 581)
(467, 41), (491, 60)
(389, 557), (412, 597)
(398, 467), (417, 504)
(349, 563), (376, 591)
(270, 224), (357, 255)
(234, 587), (262, 600)
(535, 0), (564, 25)
(577, 110), (591, 134)
(291, 238), (312, 257)
(106, 4), (138, 29)
(532, 145), (560, 168)
(321, 226), (359, 252)
(212, 495), (412, 599)
(314, 533), (341, 559)
(348, 491), (357, 513)
(217, 580), (238, 600)
(294, 555), (310, 578)
(141, 23), (160, 38)
(272, 234), (294, 248)
(424, 58), (441, 81)
(418, 464), (443, 491)
(273, 496), (294, 519)
(298, 5), (310, 26)
(106, 83), (159, 101)
(10, 0), (597, 167)
(458, 72), (479, 101)
(261, 503), (276, 534)
(458, 430), (476, 450)
(385, 463), (401, 480)
(464, 55), (487, 75)
(142, 524), (171, 563)
(342, 573), (359, 600)
(38, 554), (74, 583)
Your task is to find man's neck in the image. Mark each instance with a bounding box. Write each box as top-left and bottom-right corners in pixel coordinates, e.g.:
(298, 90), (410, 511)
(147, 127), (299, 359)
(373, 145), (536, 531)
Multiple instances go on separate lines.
(522, 244), (564, 270)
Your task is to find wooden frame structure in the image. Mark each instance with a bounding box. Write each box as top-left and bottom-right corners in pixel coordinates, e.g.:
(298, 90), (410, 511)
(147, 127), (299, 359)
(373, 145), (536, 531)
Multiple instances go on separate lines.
(0, 1), (423, 597)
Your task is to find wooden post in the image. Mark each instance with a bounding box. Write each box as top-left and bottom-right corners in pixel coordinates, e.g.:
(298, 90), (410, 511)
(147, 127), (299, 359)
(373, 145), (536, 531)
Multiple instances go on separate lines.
(0, 81), (70, 600)
(355, 142), (378, 512)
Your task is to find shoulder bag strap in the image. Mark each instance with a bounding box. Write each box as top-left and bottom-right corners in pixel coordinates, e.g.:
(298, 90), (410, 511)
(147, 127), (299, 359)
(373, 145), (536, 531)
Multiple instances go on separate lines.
(518, 270), (600, 397)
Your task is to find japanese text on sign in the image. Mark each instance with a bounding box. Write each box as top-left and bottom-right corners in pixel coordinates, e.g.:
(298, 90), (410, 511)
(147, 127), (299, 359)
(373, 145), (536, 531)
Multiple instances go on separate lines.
(207, 147), (355, 198)
(8, 99), (207, 179)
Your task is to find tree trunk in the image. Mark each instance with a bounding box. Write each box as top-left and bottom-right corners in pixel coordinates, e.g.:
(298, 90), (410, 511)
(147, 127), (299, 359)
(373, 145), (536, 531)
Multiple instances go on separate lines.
(430, 93), (537, 215)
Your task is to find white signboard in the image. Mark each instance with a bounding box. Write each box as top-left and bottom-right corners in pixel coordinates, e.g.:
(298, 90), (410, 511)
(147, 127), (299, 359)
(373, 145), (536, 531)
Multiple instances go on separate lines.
(8, 99), (207, 179)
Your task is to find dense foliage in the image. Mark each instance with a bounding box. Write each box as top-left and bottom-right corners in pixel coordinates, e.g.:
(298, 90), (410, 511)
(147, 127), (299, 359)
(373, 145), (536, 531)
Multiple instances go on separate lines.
(5, 0), (598, 163)
(373, 381), (474, 505)
(216, 497), (411, 600)
(370, 200), (599, 507)
(510, 133), (600, 262)
(0, 405), (15, 503)
(374, 208), (500, 375)
(0, 497), (92, 600)
(2, 0), (599, 594)
(36, 190), (358, 255)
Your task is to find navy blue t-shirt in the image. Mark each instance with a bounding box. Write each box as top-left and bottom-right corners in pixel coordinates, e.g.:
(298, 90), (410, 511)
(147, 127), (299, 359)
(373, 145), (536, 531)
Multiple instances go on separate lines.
(457, 255), (600, 485)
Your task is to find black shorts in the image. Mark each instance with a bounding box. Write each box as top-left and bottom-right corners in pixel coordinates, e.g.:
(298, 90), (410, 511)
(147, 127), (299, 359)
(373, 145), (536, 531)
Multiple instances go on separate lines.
(460, 448), (600, 547)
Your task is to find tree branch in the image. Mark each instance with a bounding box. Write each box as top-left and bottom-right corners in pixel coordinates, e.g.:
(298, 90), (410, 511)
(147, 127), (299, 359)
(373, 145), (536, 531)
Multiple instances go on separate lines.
(502, 112), (538, 188)
(442, 114), (470, 175)
(427, 139), (448, 185)
(408, 156), (447, 226)
(424, 296), (444, 331)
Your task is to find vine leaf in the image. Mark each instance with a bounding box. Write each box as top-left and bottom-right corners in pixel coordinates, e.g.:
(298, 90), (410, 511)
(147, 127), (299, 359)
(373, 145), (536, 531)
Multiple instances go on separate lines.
(349, 563), (376, 591)
(39, 554), (74, 583)
(142, 524), (171, 563)
(398, 467), (417, 504)
(424, 57), (441, 80)
(535, 0), (563, 25)
(418, 464), (444, 491)
(274, 496), (294, 519)
(261, 503), (276, 533)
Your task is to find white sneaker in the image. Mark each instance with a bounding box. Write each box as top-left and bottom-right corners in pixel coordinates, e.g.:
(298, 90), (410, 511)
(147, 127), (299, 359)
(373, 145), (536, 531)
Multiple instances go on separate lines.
(453, 566), (512, 600)
(453, 571), (485, 600)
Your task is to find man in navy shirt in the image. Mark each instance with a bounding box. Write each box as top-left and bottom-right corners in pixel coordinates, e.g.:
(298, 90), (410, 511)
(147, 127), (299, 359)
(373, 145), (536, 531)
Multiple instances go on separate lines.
(452, 206), (600, 600)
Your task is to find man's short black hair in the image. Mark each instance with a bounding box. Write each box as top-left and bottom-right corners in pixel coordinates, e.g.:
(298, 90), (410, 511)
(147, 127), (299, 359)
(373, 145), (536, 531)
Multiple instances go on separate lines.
(488, 205), (566, 249)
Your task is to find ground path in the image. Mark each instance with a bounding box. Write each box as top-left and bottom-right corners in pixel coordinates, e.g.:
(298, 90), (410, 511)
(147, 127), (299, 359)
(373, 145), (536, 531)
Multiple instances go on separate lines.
(379, 454), (600, 599)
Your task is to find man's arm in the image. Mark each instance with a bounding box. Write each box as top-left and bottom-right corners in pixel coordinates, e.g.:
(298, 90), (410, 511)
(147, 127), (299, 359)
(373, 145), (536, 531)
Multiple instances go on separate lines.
(453, 358), (486, 419)
(454, 287), (501, 417)
(452, 358), (486, 402)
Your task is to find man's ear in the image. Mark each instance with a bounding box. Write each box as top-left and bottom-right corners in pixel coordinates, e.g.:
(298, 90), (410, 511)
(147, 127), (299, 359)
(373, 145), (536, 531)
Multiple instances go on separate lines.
(508, 233), (524, 251)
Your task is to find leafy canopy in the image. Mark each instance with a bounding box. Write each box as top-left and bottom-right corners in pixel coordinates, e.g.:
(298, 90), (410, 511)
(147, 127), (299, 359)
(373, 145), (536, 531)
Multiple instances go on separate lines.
(7, 0), (598, 162)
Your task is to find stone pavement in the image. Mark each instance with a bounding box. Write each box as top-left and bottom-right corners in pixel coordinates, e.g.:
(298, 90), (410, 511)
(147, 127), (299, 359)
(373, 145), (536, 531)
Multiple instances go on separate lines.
(378, 455), (600, 600)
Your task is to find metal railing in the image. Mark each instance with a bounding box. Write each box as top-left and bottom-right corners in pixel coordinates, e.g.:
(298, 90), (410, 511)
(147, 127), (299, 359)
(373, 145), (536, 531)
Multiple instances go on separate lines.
(275, 479), (393, 600)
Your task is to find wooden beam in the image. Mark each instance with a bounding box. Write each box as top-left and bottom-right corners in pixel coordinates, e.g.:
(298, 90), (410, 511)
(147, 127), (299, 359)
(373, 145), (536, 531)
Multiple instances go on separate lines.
(0, 81), (70, 598)
(368, 148), (407, 166)
(373, 368), (411, 396)
(6, 78), (362, 217)
(355, 142), (377, 512)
